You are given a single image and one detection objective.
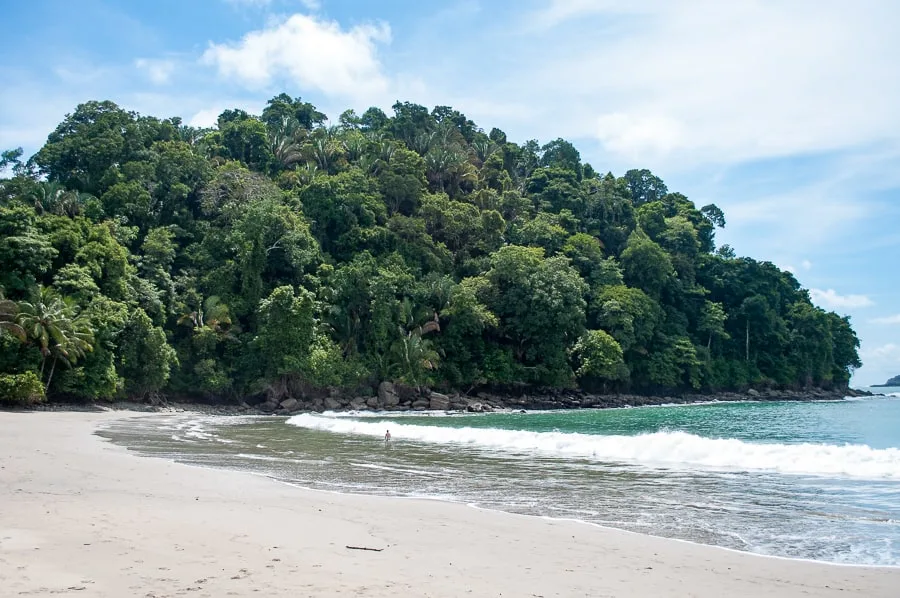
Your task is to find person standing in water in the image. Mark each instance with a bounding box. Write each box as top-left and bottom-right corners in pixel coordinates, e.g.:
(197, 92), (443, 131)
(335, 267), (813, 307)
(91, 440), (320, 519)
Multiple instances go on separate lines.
(384, 429), (392, 445)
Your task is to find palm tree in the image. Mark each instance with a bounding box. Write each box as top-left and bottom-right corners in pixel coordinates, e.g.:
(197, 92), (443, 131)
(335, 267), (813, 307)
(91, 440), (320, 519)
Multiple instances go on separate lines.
(178, 295), (232, 333)
(30, 182), (92, 217)
(472, 139), (496, 164)
(296, 163), (318, 185)
(268, 116), (306, 170)
(387, 299), (443, 388)
(0, 291), (25, 342)
(16, 286), (94, 391)
(306, 133), (343, 173)
(341, 133), (367, 165)
(31, 181), (67, 215)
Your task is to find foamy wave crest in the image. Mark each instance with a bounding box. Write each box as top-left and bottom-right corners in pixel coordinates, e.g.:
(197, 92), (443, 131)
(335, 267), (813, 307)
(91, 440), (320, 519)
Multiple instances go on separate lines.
(286, 414), (900, 479)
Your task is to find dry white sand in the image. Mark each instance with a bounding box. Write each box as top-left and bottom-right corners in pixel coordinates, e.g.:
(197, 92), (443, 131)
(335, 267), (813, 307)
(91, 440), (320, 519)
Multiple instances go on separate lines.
(1, 411), (898, 597)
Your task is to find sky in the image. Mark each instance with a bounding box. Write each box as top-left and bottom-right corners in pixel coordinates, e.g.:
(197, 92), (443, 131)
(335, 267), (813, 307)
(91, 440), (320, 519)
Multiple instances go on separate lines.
(1, 0), (898, 385)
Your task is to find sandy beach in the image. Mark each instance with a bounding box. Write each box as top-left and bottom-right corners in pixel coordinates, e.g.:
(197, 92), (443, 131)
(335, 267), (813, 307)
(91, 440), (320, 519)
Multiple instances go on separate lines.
(1, 412), (898, 597)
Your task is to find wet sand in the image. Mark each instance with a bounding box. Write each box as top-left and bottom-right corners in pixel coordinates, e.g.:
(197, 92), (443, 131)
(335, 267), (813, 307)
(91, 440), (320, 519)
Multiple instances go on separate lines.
(1, 411), (898, 597)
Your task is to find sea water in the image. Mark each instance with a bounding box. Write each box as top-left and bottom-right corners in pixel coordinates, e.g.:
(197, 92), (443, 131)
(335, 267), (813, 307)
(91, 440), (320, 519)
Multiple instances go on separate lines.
(98, 390), (900, 566)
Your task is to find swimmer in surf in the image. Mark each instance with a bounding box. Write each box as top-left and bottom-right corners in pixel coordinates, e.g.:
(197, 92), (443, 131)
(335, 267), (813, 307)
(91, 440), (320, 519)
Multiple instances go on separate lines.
(385, 429), (392, 444)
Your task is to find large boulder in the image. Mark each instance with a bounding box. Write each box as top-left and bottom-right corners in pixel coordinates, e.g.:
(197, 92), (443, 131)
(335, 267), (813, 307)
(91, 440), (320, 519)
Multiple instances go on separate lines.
(324, 396), (342, 411)
(279, 398), (300, 411)
(350, 397), (368, 410)
(366, 397), (379, 408)
(378, 381), (400, 406)
(429, 392), (451, 411)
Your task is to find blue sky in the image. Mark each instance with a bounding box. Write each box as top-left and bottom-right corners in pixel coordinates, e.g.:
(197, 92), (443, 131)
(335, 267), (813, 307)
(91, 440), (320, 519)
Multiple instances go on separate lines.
(2, 0), (899, 385)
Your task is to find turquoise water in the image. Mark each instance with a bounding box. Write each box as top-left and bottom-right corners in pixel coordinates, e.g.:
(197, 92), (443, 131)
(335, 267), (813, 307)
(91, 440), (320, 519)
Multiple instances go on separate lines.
(99, 390), (900, 566)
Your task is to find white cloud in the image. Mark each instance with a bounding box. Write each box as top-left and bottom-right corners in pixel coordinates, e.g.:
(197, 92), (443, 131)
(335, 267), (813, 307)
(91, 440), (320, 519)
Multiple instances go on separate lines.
(187, 100), (265, 128)
(596, 112), (684, 157)
(201, 14), (391, 100)
(135, 58), (176, 85)
(856, 342), (900, 386)
(809, 288), (874, 310)
(521, 1), (900, 166)
(189, 108), (223, 128)
(801, 260), (813, 271)
(872, 314), (900, 325)
(719, 184), (871, 251)
(860, 343), (900, 366)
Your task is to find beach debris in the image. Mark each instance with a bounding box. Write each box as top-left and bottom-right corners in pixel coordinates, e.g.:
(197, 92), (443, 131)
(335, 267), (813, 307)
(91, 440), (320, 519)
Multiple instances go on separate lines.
(346, 545), (384, 552)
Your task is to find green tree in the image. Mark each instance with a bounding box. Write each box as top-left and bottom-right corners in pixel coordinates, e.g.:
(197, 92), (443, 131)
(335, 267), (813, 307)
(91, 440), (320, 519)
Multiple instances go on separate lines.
(478, 246), (588, 385)
(570, 330), (627, 382)
(0, 291), (25, 341)
(16, 286), (94, 392)
(253, 285), (318, 396)
(620, 232), (674, 297)
(118, 308), (178, 397)
(698, 301), (729, 353)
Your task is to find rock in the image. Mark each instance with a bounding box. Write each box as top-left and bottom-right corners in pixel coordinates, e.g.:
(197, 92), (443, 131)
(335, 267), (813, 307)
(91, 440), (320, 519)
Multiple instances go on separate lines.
(350, 398), (367, 410)
(412, 398), (430, 409)
(366, 397), (379, 408)
(747, 389), (760, 397)
(467, 402), (484, 413)
(280, 398), (299, 411)
(394, 383), (418, 401)
(429, 392), (451, 410)
(324, 397), (342, 410)
(378, 381), (400, 406)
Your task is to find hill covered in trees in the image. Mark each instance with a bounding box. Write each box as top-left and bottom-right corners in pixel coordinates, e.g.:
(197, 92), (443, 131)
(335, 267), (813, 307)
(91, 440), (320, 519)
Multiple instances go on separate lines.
(873, 375), (900, 387)
(0, 96), (861, 405)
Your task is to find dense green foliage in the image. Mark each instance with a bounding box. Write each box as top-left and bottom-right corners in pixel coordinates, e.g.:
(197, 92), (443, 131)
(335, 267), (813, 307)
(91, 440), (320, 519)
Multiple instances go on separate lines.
(0, 98), (861, 402)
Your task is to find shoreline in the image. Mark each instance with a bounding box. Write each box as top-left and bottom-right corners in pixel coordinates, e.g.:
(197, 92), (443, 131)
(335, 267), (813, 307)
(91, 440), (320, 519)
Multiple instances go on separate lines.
(12, 385), (880, 418)
(2, 411), (899, 597)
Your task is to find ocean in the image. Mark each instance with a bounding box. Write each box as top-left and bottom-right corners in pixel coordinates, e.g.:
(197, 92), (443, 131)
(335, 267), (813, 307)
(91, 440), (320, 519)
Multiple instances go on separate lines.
(98, 389), (900, 566)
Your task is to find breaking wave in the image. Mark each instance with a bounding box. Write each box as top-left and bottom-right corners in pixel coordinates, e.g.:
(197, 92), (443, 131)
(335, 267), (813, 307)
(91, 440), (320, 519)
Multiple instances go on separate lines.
(287, 413), (900, 480)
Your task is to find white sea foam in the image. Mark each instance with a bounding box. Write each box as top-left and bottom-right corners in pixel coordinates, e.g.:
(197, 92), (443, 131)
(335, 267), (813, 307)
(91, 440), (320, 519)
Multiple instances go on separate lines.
(286, 414), (900, 480)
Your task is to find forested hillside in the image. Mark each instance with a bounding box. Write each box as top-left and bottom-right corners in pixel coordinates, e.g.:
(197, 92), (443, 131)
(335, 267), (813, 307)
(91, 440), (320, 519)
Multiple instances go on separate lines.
(0, 97), (861, 404)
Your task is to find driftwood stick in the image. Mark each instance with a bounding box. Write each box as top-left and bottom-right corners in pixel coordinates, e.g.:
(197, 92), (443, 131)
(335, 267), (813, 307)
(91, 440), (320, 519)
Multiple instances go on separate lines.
(346, 545), (384, 552)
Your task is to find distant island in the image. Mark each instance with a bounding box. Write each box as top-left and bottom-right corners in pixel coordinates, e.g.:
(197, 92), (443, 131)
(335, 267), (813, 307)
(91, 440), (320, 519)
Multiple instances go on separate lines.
(872, 375), (900, 387)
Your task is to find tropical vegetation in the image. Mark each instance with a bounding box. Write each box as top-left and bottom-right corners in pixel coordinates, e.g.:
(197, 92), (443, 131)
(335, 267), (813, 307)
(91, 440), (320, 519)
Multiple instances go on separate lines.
(0, 97), (861, 404)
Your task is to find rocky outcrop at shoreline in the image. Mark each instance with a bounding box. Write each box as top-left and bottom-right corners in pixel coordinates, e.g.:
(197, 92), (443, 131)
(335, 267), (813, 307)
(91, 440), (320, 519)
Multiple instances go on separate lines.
(19, 384), (875, 416)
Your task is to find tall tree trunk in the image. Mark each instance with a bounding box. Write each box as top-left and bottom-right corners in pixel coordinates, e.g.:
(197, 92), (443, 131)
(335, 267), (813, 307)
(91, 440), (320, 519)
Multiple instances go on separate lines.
(45, 357), (58, 392)
(745, 320), (750, 362)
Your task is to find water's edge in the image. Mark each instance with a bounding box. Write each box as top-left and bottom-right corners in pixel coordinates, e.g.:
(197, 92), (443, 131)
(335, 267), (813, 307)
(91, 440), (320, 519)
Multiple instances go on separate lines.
(95, 397), (900, 568)
(19, 385), (877, 418)
(94, 417), (900, 571)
